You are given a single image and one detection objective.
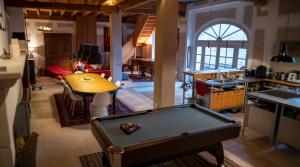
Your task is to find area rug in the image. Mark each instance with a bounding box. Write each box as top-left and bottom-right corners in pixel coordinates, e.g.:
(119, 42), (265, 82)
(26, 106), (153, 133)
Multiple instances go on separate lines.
(129, 74), (153, 82)
(54, 94), (133, 127)
(79, 152), (241, 167)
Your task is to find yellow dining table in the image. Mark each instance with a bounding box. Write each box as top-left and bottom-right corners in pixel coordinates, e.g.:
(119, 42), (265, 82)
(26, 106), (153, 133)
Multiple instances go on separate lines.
(65, 73), (118, 117)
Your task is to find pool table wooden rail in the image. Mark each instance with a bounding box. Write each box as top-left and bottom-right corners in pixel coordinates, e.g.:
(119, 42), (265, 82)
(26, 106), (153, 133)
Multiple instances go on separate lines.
(91, 104), (241, 167)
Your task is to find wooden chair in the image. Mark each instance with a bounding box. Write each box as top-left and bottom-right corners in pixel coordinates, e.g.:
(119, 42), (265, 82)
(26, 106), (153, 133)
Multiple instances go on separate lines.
(108, 76), (113, 82)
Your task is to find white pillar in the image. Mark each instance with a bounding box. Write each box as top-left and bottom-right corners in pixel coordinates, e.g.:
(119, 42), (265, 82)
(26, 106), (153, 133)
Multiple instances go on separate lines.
(154, 0), (178, 108)
(109, 13), (122, 82)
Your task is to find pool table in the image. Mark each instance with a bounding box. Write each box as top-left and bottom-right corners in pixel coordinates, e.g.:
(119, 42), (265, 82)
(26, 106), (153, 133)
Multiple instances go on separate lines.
(91, 104), (240, 167)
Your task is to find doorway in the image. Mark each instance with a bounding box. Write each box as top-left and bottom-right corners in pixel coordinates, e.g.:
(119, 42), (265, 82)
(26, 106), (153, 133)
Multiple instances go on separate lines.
(44, 33), (73, 69)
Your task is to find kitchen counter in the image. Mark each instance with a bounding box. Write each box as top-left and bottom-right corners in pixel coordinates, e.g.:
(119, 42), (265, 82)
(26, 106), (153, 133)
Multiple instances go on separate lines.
(264, 79), (300, 87)
(204, 79), (245, 87)
(243, 88), (300, 149)
(247, 89), (300, 109)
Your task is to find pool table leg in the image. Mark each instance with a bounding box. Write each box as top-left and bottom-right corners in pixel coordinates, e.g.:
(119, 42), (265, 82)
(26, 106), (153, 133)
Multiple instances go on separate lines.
(101, 154), (110, 167)
(208, 143), (224, 167)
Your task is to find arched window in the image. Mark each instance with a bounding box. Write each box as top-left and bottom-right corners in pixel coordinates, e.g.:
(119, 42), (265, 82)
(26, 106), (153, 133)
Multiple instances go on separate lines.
(195, 23), (248, 71)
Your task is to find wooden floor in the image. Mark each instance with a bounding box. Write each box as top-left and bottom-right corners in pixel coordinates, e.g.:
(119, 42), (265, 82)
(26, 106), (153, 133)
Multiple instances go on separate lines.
(31, 77), (300, 167)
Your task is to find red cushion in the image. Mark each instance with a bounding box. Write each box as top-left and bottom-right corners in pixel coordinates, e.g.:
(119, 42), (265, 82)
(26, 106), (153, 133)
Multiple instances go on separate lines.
(84, 63), (96, 70)
(44, 66), (72, 78)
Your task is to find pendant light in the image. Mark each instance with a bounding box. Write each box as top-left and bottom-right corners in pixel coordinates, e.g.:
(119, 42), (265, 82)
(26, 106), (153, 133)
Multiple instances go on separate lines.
(270, 0), (295, 63)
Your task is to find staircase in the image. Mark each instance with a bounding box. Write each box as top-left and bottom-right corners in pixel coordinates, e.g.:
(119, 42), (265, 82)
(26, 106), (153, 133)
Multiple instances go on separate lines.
(122, 38), (135, 64)
(122, 15), (156, 64)
(133, 15), (156, 46)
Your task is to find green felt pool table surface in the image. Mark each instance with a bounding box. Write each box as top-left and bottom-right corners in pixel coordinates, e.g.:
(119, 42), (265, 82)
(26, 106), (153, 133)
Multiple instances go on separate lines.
(98, 105), (234, 148)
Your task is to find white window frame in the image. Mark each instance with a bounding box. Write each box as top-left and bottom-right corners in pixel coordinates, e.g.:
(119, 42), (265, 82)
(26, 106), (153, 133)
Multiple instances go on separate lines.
(194, 22), (249, 71)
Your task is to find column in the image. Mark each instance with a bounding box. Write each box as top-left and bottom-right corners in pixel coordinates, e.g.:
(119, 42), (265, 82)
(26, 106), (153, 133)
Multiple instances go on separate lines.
(109, 13), (122, 82)
(154, 0), (178, 108)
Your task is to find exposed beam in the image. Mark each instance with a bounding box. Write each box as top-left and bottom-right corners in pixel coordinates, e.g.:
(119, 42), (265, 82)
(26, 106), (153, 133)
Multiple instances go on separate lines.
(24, 14), (136, 23)
(118, 0), (152, 11)
(23, 9), (28, 15)
(4, 0), (117, 14)
(72, 10), (79, 17)
(25, 14), (74, 21)
(61, 10), (66, 16)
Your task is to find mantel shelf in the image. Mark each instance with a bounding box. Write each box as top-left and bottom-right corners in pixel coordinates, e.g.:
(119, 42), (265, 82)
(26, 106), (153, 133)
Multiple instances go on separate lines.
(0, 53), (26, 88)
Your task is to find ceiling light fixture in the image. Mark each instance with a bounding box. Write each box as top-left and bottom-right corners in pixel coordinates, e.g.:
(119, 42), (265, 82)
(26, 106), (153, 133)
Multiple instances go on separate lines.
(37, 26), (52, 32)
(270, 0), (295, 63)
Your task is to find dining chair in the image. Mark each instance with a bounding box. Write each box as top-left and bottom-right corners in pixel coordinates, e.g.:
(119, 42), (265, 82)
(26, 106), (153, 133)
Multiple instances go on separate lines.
(90, 92), (111, 119)
(108, 76), (113, 82)
(64, 85), (84, 116)
(58, 75), (68, 100)
(74, 71), (83, 74)
(114, 81), (122, 112)
(58, 77), (84, 116)
(100, 73), (105, 78)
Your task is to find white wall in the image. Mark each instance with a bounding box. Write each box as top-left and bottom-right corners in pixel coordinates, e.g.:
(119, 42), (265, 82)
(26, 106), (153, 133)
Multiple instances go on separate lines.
(6, 7), (25, 39)
(0, 0), (9, 56)
(0, 1), (23, 166)
(26, 19), (135, 70)
(252, 0), (300, 72)
(186, 0), (300, 72)
(26, 19), (76, 69)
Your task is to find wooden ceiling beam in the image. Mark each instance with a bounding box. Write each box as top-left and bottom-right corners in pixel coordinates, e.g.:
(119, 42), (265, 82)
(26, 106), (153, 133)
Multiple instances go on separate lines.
(72, 10), (80, 16)
(24, 14), (135, 23)
(23, 9), (28, 15)
(61, 10), (66, 16)
(4, 0), (117, 13)
(118, 0), (152, 11)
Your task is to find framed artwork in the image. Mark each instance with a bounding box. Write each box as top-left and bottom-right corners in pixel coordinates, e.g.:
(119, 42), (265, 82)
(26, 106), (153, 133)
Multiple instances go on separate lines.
(0, 0), (6, 31)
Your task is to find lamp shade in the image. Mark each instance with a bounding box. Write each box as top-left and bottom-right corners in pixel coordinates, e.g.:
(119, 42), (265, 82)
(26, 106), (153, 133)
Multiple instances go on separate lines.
(271, 43), (296, 63)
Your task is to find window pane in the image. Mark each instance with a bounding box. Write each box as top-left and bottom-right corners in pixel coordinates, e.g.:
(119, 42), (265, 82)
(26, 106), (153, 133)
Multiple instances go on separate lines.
(221, 25), (240, 38)
(220, 24), (230, 37)
(205, 47), (210, 55)
(223, 30), (247, 41)
(219, 57), (225, 64)
(196, 54), (201, 63)
(220, 48), (226, 57)
(227, 48), (234, 57)
(238, 48), (247, 59)
(237, 59), (246, 69)
(198, 33), (217, 40)
(211, 24), (221, 37)
(226, 58), (233, 65)
(197, 47), (202, 54)
(195, 63), (201, 71)
(210, 56), (216, 65)
(199, 23), (247, 42)
(204, 56), (210, 64)
(205, 27), (218, 38)
(211, 47), (217, 55)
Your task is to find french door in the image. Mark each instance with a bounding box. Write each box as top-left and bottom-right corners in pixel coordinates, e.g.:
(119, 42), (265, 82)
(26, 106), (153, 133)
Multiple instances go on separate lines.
(195, 44), (247, 71)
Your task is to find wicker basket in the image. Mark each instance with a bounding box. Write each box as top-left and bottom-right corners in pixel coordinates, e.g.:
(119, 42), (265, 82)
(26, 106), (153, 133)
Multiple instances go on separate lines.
(15, 137), (38, 167)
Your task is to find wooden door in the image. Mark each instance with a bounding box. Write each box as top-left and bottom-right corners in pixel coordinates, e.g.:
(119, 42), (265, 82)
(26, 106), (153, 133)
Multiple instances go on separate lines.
(44, 33), (72, 69)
